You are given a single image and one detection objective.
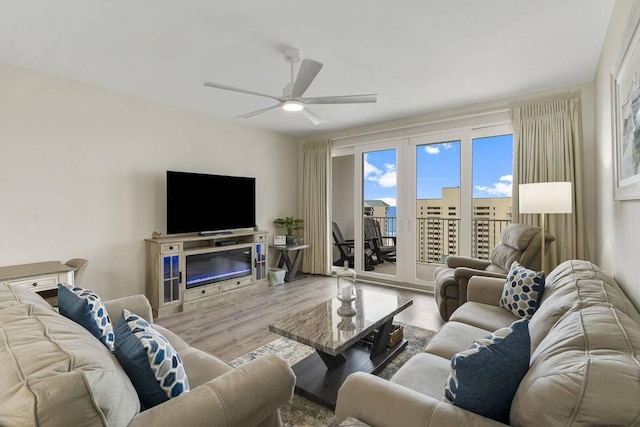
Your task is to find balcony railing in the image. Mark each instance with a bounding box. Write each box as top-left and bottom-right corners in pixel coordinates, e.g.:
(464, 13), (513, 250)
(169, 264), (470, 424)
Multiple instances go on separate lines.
(364, 216), (511, 263)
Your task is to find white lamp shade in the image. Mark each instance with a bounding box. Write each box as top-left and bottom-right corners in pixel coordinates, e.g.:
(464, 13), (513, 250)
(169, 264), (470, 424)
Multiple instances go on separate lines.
(519, 182), (572, 214)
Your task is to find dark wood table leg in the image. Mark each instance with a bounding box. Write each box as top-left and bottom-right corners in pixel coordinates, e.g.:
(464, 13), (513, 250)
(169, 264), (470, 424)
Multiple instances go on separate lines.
(287, 250), (305, 281)
(370, 318), (394, 358)
(276, 249), (306, 282)
(317, 349), (347, 369)
(276, 252), (291, 270)
(291, 317), (408, 409)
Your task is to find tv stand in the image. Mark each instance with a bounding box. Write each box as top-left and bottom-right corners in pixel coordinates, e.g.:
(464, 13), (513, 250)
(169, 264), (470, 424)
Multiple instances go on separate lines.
(145, 230), (268, 317)
(199, 230), (233, 236)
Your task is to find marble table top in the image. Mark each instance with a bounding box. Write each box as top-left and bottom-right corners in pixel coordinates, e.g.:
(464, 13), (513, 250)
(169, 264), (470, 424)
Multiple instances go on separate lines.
(269, 289), (413, 356)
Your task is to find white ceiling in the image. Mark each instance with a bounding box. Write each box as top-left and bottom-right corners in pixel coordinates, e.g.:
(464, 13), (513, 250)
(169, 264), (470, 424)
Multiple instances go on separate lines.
(0, 1), (615, 137)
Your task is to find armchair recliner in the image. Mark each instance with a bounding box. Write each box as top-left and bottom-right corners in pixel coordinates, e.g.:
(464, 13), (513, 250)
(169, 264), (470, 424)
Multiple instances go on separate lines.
(433, 223), (555, 321)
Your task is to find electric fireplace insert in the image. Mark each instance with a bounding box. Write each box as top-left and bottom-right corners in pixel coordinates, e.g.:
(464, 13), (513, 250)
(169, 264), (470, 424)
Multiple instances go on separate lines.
(185, 247), (252, 289)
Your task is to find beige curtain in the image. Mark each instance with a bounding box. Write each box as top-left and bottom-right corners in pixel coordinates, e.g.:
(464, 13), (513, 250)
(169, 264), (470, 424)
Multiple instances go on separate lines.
(301, 139), (332, 275)
(512, 97), (589, 270)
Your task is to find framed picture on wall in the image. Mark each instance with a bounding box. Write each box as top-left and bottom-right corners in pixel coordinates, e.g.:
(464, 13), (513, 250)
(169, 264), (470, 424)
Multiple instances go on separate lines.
(612, 0), (640, 200)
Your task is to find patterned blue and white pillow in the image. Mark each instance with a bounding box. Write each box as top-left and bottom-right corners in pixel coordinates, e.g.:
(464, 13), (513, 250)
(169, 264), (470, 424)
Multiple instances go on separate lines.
(58, 283), (115, 352)
(114, 309), (189, 408)
(444, 318), (530, 424)
(499, 261), (545, 319)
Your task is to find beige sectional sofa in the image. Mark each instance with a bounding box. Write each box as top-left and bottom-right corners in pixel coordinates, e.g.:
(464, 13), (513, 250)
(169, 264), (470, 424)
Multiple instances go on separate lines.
(336, 260), (640, 426)
(0, 283), (295, 427)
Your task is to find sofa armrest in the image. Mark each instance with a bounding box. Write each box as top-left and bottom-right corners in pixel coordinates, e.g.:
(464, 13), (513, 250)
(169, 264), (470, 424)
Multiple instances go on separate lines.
(104, 294), (153, 326)
(128, 354), (295, 427)
(466, 276), (506, 306)
(453, 267), (506, 283)
(336, 373), (505, 427)
(446, 256), (491, 270)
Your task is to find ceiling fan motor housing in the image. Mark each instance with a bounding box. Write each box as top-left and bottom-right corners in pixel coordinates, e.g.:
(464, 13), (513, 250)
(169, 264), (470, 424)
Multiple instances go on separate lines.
(283, 48), (300, 64)
(283, 82), (294, 98)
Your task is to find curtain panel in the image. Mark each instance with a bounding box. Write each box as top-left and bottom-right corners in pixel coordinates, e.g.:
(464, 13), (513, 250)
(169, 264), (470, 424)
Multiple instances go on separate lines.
(512, 97), (589, 270)
(301, 139), (332, 275)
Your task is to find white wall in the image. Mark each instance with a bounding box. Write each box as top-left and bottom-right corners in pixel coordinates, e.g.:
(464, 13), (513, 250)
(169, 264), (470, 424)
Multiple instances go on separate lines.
(594, 0), (640, 307)
(0, 63), (297, 300)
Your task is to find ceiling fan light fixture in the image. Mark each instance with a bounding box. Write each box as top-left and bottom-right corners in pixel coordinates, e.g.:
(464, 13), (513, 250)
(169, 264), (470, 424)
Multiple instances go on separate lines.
(282, 100), (304, 112)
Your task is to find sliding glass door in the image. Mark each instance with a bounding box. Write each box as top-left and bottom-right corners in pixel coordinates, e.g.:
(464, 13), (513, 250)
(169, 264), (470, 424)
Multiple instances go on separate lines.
(354, 141), (403, 281)
(335, 124), (512, 289)
(408, 125), (513, 286)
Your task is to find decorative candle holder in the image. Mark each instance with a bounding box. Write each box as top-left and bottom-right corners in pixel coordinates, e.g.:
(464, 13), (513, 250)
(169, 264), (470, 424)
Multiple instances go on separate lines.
(336, 261), (357, 315)
(337, 313), (357, 339)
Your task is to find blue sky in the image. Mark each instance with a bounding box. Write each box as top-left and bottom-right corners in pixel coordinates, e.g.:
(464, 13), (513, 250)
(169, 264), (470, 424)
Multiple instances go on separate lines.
(363, 134), (513, 206)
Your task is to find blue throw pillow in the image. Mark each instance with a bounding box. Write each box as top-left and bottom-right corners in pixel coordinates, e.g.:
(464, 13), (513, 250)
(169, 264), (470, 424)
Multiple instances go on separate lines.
(114, 309), (189, 408)
(499, 261), (545, 319)
(57, 283), (115, 352)
(444, 318), (530, 424)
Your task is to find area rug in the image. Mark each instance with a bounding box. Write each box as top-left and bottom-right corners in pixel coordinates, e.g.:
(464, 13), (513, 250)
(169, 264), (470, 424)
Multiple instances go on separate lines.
(229, 324), (436, 427)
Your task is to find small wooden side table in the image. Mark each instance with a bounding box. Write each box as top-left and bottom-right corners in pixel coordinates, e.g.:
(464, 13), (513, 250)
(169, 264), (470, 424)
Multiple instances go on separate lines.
(0, 261), (75, 306)
(270, 244), (310, 282)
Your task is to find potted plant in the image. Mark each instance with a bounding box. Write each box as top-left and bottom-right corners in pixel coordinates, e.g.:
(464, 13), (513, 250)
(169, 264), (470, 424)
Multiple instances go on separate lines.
(273, 216), (303, 246)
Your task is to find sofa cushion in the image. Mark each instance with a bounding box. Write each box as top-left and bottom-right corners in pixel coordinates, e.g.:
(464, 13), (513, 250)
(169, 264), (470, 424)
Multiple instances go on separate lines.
(499, 261), (545, 319)
(423, 321), (492, 360)
(0, 297), (139, 426)
(0, 284), (56, 311)
(529, 260), (640, 352)
(58, 283), (115, 352)
(115, 309), (190, 408)
(511, 305), (640, 426)
(444, 318), (530, 424)
(390, 352), (451, 399)
(449, 302), (519, 332)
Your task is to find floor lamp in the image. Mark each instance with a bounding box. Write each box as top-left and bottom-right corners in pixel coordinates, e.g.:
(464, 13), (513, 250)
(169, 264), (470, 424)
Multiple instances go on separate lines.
(519, 182), (572, 274)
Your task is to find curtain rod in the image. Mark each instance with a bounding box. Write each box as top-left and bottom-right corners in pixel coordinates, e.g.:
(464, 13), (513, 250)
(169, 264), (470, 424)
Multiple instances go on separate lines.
(330, 108), (510, 142)
(508, 90), (582, 109)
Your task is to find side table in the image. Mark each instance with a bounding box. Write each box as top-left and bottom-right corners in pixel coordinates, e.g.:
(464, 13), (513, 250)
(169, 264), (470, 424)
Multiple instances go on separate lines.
(270, 244), (310, 282)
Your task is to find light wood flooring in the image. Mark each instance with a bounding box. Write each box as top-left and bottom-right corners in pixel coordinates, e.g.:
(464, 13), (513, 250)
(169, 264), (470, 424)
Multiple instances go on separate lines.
(155, 274), (445, 362)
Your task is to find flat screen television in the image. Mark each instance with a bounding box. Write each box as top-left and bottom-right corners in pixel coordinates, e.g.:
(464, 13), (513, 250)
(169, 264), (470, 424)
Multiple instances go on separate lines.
(166, 171), (256, 235)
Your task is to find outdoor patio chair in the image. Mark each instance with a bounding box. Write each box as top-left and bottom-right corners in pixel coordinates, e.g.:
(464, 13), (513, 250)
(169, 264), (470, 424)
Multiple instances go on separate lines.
(332, 222), (375, 271)
(363, 217), (396, 264)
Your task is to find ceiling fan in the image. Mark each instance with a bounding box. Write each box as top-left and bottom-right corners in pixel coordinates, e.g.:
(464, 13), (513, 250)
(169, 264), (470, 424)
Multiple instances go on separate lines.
(204, 48), (377, 125)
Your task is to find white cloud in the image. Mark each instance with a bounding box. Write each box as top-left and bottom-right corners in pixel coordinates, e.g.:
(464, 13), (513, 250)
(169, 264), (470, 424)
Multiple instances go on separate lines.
(424, 142), (454, 155)
(363, 155), (382, 181)
(475, 174), (513, 196)
(378, 163), (396, 188)
(379, 197), (397, 207)
(424, 146), (440, 155)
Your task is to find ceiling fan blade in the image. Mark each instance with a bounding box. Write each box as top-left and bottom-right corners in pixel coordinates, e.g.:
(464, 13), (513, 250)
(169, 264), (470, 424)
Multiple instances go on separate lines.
(204, 82), (283, 102)
(301, 107), (327, 126)
(291, 59), (323, 98)
(236, 104), (281, 119)
(303, 94), (378, 104)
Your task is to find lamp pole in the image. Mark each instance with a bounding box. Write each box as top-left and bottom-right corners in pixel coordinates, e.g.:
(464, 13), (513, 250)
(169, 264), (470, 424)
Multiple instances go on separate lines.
(540, 212), (546, 274)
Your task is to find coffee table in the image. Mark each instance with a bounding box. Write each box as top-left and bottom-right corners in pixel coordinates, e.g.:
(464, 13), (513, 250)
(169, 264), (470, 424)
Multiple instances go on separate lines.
(269, 289), (413, 409)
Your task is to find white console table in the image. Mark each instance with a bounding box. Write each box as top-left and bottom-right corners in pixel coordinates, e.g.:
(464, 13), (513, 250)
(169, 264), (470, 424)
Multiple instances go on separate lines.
(0, 261), (75, 294)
